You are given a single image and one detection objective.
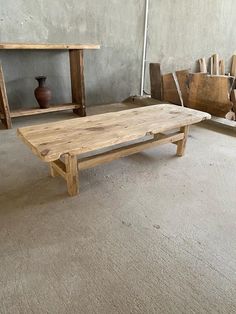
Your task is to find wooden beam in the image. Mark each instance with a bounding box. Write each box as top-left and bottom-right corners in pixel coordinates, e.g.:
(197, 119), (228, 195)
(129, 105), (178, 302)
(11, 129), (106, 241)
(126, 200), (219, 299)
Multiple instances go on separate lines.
(212, 54), (219, 75)
(176, 126), (189, 156)
(51, 156), (78, 196)
(173, 72), (184, 107)
(231, 55), (236, 76)
(0, 43), (100, 50)
(0, 103), (81, 119)
(207, 115), (236, 130)
(78, 132), (185, 170)
(150, 63), (162, 100)
(69, 50), (86, 117)
(219, 60), (225, 75)
(231, 89), (236, 114)
(199, 58), (207, 73)
(49, 163), (59, 177)
(210, 57), (213, 75)
(65, 154), (78, 196)
(50, 159), (67, 179)
(175, 70), (190, 107)
(0, 64), (12, 129)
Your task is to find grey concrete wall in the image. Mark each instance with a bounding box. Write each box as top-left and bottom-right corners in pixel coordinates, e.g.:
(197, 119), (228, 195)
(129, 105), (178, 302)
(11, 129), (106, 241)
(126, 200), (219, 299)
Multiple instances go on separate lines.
(0, 0), (144, 109)
(1, 0), (236, 108)
(145, 0), (236, 92)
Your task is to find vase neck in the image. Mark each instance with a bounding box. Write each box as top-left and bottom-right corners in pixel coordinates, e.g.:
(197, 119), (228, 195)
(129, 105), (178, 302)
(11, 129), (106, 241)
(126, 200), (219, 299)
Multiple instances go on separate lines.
(36, 76), (47, 87)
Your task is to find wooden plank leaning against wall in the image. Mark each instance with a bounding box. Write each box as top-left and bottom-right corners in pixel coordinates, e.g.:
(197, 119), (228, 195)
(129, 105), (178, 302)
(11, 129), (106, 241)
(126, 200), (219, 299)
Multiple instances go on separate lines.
(150, 61), (235, 120)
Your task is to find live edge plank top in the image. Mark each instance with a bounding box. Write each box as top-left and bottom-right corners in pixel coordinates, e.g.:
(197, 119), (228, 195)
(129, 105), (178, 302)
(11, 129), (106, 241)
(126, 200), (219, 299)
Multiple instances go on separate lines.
(0, 43), (100, 50)
(17, 104), (211, 162)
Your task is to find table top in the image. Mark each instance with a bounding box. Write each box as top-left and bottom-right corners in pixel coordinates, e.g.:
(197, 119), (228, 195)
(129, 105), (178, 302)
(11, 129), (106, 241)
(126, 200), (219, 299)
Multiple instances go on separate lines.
(17, 104), (211, 162)
(0, 43), (100, 50)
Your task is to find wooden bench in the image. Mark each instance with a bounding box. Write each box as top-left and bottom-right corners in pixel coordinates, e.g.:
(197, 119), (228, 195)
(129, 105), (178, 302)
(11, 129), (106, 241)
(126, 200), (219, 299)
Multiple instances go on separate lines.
(17, 104), (211, 196)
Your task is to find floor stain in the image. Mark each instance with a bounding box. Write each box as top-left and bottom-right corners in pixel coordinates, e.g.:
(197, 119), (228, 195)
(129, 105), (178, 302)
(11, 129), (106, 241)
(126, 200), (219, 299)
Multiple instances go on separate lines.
(122, 221), (132, 227)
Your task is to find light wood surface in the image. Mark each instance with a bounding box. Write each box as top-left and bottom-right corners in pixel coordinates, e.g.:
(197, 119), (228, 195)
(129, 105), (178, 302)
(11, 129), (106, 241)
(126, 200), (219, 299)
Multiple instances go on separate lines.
(18, 104), (210, 163)
(65, 154), (78, 196)
(210, 57), (213, 75)
(0, 103), (81, 118)
(48, 130), (187, 196)
(78, 132), (184, 171)
(172, 72), (184, 107)
(18, 104), (210, 196)
(212, 54), (219, 75)
(231, 55), (236, 76)
(176, 126), (189, 156)
(209, 115), (236, 129)
(0, 43), (100, 50)
(50, 160), (66, 178)
(219, 60), (225, 75)
(199, 58), (207, 73)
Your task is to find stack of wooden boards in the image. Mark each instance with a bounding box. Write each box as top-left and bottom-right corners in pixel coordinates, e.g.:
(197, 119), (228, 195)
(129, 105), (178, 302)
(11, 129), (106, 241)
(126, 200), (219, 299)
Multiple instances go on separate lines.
(150, 55), (236, 120)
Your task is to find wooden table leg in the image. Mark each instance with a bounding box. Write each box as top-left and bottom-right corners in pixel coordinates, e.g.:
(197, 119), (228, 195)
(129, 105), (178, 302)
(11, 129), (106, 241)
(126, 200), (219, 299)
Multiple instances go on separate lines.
(69, 49), (86, 117)
(176, 125), (189, 157)
(65, 154), (79, 196)
(0, 64), (12, 129)
(49, 163), (59, 177)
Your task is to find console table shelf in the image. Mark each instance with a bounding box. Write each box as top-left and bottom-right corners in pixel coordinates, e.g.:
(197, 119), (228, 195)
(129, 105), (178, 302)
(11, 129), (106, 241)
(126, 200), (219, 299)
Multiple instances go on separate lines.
(0, 43), (100, 129)
(0, 103), (80, 118)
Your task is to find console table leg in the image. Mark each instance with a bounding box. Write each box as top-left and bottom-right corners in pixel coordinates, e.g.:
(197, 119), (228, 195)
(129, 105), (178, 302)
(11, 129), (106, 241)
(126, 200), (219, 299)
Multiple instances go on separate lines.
(69, 49), (86, 117)
(0, 64), (12, 129)
(176, 126), (189, 157)
(65, 154), (79, 196)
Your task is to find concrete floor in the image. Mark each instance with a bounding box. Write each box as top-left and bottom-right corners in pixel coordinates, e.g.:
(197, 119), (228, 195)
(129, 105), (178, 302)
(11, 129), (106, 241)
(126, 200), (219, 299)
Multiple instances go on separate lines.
(0, 104), (236, 314)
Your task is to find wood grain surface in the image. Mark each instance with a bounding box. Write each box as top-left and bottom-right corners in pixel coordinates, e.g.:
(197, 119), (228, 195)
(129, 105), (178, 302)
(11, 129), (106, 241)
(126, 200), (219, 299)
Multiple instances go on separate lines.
(188, 74), (234, 117)
(0, 43), (100, 50)
(17, 104), (210, 162)
(0, 104), (81, 118)
(163, 73), (181, 105)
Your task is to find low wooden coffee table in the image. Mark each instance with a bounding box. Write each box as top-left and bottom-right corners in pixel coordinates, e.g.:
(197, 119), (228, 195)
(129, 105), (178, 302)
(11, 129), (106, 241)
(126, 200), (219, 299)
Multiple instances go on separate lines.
(17, 104), (210, 196)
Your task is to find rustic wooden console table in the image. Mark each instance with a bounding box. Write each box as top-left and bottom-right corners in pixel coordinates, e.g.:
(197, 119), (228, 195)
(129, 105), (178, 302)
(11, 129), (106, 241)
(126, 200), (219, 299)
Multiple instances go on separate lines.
(0, 43), (100, 129)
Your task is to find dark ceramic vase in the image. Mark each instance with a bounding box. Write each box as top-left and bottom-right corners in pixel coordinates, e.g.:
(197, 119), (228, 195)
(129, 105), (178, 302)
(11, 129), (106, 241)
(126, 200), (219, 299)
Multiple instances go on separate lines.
(34, 76), (52, 109)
